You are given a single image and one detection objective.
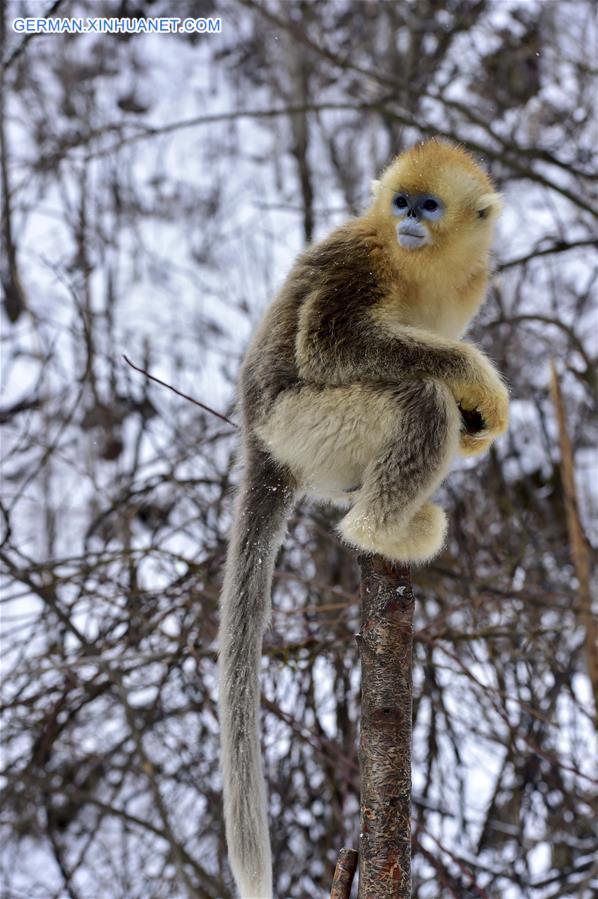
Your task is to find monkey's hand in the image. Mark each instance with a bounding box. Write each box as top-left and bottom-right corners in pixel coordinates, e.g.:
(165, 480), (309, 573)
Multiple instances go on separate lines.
(459, 431), (495, 457)
(458, 405), (495, 456)
(452, 345), (509, 439)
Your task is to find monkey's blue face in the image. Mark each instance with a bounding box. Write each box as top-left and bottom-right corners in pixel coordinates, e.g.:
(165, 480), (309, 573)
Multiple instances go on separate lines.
(391, 193), (444, 249)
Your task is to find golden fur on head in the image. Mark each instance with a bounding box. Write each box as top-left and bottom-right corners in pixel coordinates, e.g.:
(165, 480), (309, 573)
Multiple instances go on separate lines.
(369, 138), (501, 276)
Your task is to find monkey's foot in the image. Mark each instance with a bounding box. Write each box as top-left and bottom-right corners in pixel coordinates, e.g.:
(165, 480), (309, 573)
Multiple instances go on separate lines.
(338, 502), (447, 563)
(459, 431), (494, 457)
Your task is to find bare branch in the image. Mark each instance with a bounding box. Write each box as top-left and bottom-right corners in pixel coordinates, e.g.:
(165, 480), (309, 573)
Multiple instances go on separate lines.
(122, 354), (237, 428)
(550, 361), (597, 723)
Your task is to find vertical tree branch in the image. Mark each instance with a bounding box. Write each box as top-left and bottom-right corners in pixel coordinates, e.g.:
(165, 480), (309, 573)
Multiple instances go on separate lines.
(549, 361), (598, 722)
(0, 1), (27, 324)
(358, 555), (414, 899)
(330, 847), (359, 899)
(287, 4), (315, 244)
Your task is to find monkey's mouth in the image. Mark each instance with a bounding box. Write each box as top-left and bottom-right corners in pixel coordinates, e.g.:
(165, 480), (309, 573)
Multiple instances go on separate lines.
(396, 222), (429, 249)
(398, 230), (426, 249)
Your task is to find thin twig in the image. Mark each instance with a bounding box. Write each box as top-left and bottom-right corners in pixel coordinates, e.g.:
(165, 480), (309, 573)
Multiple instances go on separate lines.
(122, 355), (237, 428)
(2, 0), (65, 70)
(498, 238), (598, 271)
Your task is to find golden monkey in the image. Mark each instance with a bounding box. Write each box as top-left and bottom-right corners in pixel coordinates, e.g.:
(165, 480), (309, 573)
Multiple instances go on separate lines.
(218, 139), (508, 898)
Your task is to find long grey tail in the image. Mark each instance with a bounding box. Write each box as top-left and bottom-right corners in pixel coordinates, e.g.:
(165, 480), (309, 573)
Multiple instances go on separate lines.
(218, 447), (295, 899)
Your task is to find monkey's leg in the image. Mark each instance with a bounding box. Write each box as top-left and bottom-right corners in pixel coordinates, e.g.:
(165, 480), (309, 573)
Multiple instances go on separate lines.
(338, 379), (461, 563)
(256, 384), (395, 504)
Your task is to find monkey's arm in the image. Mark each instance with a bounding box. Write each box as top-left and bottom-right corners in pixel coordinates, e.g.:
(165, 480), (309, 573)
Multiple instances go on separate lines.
(296, 287), (508, 436)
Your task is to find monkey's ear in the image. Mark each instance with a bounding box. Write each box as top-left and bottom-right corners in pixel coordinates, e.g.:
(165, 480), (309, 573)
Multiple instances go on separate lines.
(371, 179), (381, 198)
(475, 192), (503, 219)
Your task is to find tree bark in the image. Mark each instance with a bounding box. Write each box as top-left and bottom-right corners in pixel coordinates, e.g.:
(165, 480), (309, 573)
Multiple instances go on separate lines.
(357, 554), (414, 899)
(330, 847), (358, 899)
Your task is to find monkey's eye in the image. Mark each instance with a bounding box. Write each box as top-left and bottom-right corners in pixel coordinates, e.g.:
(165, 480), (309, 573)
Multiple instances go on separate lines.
(419, 195), (444, 220)
(393, 195), (409, 210)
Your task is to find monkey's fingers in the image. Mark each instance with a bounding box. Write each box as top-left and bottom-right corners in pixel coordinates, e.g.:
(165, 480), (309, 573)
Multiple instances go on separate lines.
(458, 404), (486, 434)
(458, 382), (509, 437)
(459, 431), (494, 457)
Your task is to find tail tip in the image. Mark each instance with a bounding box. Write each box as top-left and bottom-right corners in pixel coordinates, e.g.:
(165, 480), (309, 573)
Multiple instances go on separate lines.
(233, 868), (273, 899)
